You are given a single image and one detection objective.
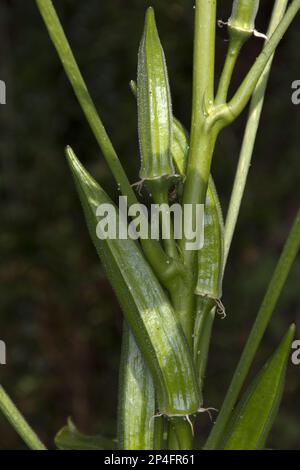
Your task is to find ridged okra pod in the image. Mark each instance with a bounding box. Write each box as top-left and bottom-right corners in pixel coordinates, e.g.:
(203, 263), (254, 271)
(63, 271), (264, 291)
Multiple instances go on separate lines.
(194, 178), (224, 388)
(66, 147), (200, 417)
(118, 323), (157, 450)
(130, 80), (187, 179)
(223, 325), (295, 449)
(168, 116), (224, 301)
(137, 7), (178, 196)
(166, 116), (224, 390)
(170, 117), (224, 385)
(195, 177), (224, 300)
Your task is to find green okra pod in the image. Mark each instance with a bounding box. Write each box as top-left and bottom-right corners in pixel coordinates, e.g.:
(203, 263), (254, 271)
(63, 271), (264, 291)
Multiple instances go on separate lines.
(162, 114), (224, 391)
(118, 323), (156, 450)
(66, 146), (200, 417)
(171, 117), (189, 177)
(223, 325), (295, 450)
(161, 114), (224, 300)
(194, 179), (224, 392)
(195, 177), (224, 300)
(130, 80), (188, 179)
(137, 7), (178, 194)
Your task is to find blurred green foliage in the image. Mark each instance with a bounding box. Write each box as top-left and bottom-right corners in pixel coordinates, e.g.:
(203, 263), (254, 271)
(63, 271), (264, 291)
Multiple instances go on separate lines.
(0, 0), (299, 449)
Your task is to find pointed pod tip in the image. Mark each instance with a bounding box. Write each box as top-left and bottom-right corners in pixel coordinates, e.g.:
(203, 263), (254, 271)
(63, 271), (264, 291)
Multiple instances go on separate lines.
(65, 145), (77, 160)
(65, 145), (73, 156)
(285, 323), (296, 340)
(65, 146), (78, 168)
(288, 323), (296, 338)
(276, 324), (296, 357)
(129, 79), (137, 97)
(146, 6), (155, 16)
(67, 416), (77, 432)
(145, 6), (156, 28)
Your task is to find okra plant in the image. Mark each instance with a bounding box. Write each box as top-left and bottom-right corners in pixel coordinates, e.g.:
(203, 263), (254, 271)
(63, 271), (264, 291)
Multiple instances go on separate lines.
(1, 0), (300, 450)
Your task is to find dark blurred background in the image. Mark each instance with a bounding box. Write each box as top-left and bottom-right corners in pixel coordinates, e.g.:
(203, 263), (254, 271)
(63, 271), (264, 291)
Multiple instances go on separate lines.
(0, 0), (299, 450)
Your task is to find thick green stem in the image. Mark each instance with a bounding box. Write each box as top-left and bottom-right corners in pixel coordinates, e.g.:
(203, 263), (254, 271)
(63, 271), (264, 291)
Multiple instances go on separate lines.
(153, 416), (165, 450)
(224, 0), (289, 265)
(0, 386), (46, 450)
(181, 0), (217, 264)
(182, 131), (218, 268)
(168, 417), (193, 450)
(191, 0), (216, 112)
(205, 209), (300, 449)
(168, 1), (217, 449)
(167, 422), (180, 450)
